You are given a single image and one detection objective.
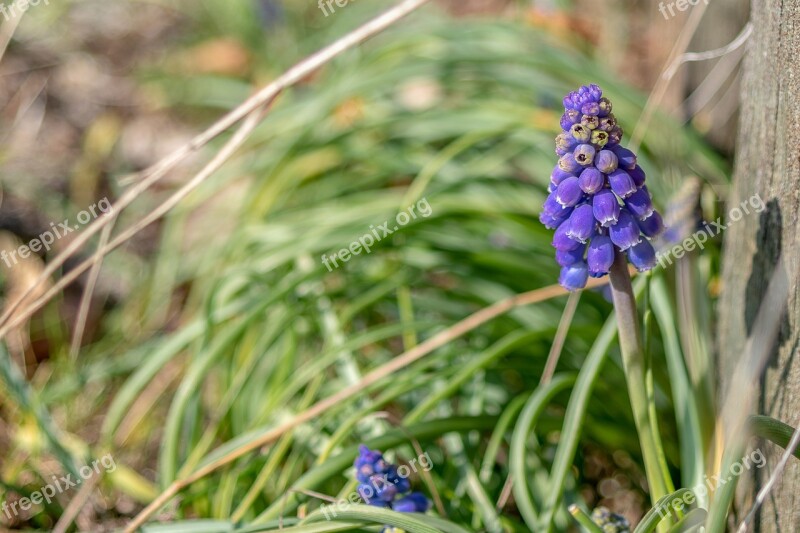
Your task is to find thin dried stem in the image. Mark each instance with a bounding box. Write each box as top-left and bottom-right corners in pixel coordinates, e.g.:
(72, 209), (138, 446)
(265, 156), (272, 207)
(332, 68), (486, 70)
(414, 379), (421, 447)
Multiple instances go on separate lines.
(0, 8), (23, 64)
(69, 217), (115, 361)
(540, 291), (580, 385)
(0, 101), (272, 341)
(51, 472), (101, 533)
(495, 473), (514, 511)
(736, 415), (800, 533)
(665, 22), (753, 80)
(0, 0), (433, 341)
(374, 411), (446, 516)
(629, 2), (709, 152)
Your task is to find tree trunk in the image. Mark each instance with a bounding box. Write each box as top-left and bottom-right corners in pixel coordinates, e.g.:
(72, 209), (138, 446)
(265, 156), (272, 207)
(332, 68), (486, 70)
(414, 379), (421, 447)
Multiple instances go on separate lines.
(718, 1), (800, 531)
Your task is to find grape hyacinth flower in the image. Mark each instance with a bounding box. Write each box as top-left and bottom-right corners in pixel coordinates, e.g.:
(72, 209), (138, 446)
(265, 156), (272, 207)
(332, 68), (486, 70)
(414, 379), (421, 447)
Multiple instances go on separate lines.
(539, 84), (665, 290)
(354, 445), (430, 515)
(546, 87), (674, 516)
(591, 506), (631, 533)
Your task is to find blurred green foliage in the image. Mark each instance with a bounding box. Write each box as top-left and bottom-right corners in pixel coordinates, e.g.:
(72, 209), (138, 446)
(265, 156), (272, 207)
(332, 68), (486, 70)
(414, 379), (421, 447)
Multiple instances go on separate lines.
(0, 1), (731, 531)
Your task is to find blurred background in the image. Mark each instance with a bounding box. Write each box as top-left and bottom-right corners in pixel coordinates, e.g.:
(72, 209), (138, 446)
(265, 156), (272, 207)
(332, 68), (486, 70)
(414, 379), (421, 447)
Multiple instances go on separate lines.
(0, 0), (750, 531)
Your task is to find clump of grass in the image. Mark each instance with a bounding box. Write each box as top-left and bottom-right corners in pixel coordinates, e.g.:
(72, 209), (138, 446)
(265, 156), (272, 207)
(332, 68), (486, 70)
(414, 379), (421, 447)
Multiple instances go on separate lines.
(0, 2), (738, 532)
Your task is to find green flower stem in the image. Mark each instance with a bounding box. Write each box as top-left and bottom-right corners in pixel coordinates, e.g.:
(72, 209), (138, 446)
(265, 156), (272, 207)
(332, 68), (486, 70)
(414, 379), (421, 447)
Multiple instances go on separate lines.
(568, 504), (605, 533)
(608, 252), (671, 510)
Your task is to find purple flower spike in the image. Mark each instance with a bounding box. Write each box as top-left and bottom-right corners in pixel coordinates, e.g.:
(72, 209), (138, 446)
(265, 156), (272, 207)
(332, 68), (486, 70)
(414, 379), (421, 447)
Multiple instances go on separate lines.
(570, 123), (591, 143)
(556, 245), (586, 267)
(543, 192), (566, 215)
(566, 204), (596, 243)
(625, 187), (655, 219)
(555, 176), (583, 207)
(355, 446), (389, 483)
(587, 235), (615, 276)
(563, 92), (580, 110)
(628, 239), (657, 272)
(599, 115), (616, 132)
(581, 114), (600, 130)
(540, 84), (662, 289)
(553, 222), (581, 251)
(393, 493), (431, 513)
(551, 166), (574, 185)
(598, 97), (612, 116)
(556, 133), (578, 153)
(595, 150), (619, 173)
(638, 211), (665, 238)
(591, 129), (609, 148)
(559, 262), (589, 291)
(542, 205), (572, 228)
(567, 204), (597, 244)
(358, 484), (390, 506)
(608, 126), (623, 146)
(608, 169), (637, 198)
(373, 476), (399, 502)
(539, 212), (559, 229)
(628, 165), (646, 187)
(593, 189), (621, 227)
(611, 146), (637, 169)
(558, 153), (582, 173)
(574, 144), (596, 167)
(609, 209), (641, 251)
(579, 168), (605, 194)
(581, 101), (600, 116)
(560, 110), (581, 130)
(545, 206), (573, 228)
(354, 445), (429, 515)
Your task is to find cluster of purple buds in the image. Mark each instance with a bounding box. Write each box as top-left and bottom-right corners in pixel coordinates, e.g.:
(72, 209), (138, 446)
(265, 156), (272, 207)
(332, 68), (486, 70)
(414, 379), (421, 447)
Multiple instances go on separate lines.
(539, 84), (665, 291)
(354, 445), (430, 514)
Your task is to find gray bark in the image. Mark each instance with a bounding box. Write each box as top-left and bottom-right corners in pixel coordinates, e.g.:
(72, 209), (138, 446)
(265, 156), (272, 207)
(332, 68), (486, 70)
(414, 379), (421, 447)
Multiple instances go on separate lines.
(718, 1), (800, 531)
